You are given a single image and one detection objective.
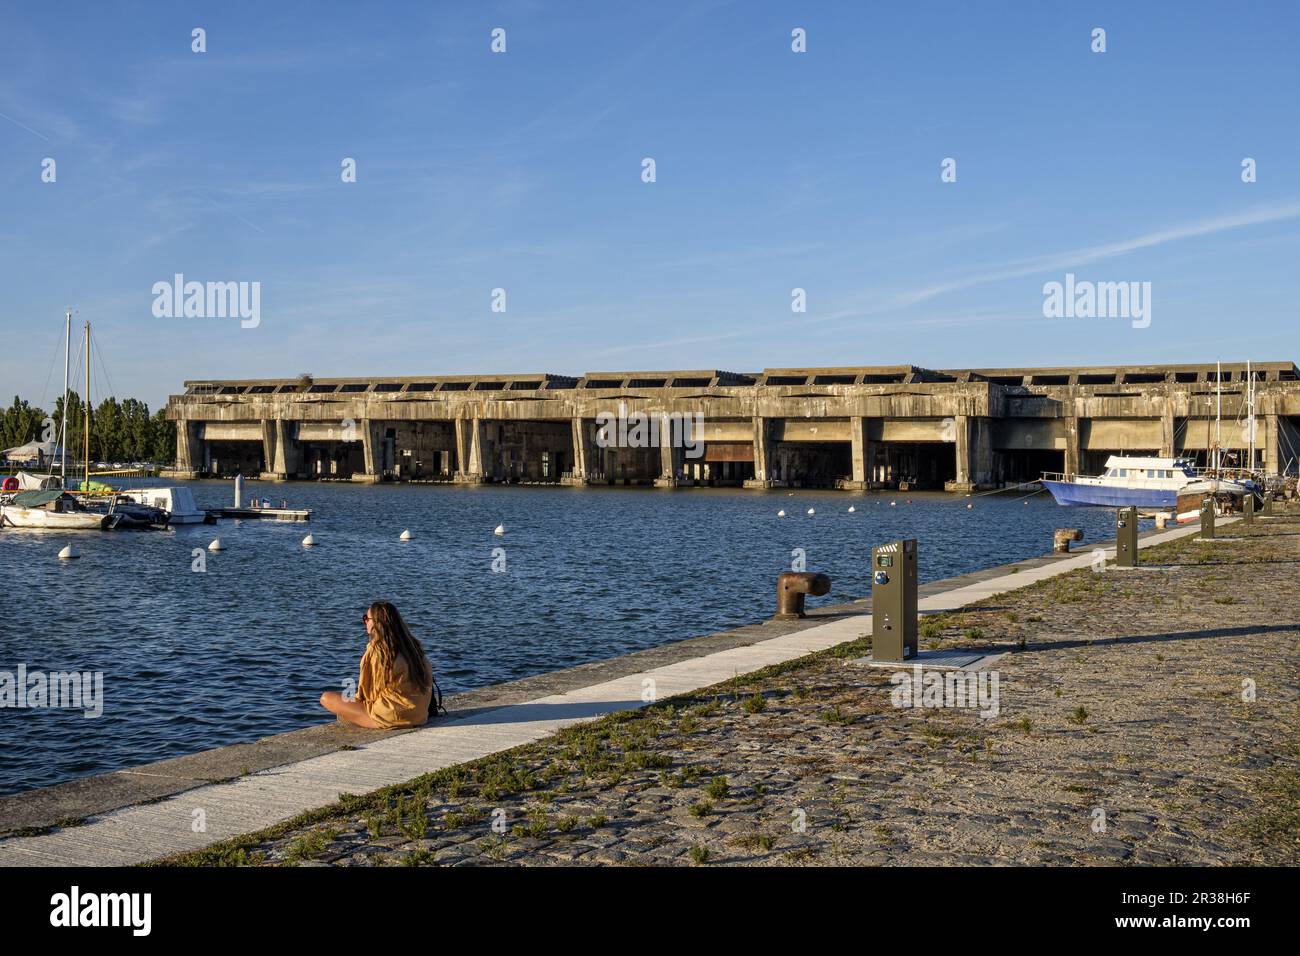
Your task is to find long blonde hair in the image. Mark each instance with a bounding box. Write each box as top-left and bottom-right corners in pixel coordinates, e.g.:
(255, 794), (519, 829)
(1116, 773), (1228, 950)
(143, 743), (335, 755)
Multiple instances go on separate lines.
(367, 602), (431, 691)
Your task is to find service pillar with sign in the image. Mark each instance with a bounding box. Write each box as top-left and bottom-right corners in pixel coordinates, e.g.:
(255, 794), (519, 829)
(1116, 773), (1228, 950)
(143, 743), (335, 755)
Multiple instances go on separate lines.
(1244, 493), (1255, 524)
(871, 539), (918, 661)
(1200, 498), (1216, 539)
(1115, 506), (1138, 567)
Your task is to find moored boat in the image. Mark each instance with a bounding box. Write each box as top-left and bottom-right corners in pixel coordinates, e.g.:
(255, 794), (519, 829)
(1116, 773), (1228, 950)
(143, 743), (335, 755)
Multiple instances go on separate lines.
(0, 490), (116, 530)
(1041, 456), (1203, 509)
(76, 494), (169, 529)
(114, 486), (209, 524)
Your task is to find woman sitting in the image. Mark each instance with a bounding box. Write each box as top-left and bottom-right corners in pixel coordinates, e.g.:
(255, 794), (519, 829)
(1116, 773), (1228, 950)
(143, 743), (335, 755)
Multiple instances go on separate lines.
(319, 601), (433, 729)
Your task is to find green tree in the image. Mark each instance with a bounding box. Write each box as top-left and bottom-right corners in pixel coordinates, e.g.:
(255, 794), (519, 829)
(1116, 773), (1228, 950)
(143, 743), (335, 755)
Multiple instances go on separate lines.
(1, 396), (47, 451)
(150, 409), (175, 465)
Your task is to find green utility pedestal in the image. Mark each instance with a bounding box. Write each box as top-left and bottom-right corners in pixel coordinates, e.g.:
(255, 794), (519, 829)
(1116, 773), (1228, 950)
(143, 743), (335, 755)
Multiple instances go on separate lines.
(1116, 506), (1139, 567)
(1244, 494), (1255, 524)
(871, 539), (918, 661)
(1200, 498), (1216, 539)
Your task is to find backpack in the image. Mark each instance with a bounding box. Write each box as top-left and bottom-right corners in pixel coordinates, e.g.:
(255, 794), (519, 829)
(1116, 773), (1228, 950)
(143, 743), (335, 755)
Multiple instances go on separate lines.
(430, 673), (448, 717)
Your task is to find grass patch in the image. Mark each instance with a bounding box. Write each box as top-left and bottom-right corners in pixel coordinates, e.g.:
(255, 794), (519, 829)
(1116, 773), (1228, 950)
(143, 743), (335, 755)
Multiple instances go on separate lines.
(1233, 747), (1300, 861)
(822, 705), (854, 726)
(731, 831), (776, 852)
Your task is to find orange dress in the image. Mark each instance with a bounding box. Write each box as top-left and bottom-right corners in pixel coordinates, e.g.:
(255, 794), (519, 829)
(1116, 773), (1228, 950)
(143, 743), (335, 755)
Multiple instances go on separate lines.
(356, 643), (432, 728)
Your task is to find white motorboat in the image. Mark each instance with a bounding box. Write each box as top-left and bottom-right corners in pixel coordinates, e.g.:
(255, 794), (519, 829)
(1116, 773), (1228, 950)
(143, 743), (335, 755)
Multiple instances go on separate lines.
(0, 490), (115, 530)
(114, 486), (208, 524)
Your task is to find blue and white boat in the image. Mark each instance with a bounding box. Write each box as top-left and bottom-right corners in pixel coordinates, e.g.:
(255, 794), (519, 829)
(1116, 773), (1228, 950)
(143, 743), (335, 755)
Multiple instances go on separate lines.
(1042, 456), (1208, 509)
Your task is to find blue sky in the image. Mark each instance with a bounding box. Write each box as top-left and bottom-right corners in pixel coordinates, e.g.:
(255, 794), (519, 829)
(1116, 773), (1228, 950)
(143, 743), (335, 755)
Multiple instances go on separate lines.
(2, 0), (1298, 409)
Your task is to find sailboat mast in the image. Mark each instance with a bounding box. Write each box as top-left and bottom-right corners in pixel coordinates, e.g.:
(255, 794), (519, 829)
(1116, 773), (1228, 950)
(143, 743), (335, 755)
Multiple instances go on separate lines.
(1214, 360), (1222, 472)
(83, 320), (91, 489)
(1247, 360), (1255, 471)
(59, 310), (70, 481)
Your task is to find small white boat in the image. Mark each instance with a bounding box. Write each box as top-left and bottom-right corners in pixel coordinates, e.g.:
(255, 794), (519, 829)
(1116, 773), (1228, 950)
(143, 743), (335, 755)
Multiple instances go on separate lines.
(0, 490), (114, 530)
(115, 486), (208, 524)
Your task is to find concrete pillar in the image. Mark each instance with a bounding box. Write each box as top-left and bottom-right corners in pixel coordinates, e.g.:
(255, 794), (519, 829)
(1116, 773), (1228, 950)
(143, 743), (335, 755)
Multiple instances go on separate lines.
(743, 416), (778, 488)
(473, 420), (490, 479)
(843, 416), (872, 490)
(570, 418), (586, 476)
(165, 421), (202, 479)
(1064, 416), (1081, 480)
(947, 415), (995, 492)
(1265, 413), (1279, 474)
(951, 415), (971, 489)
(354, 419), (384, 483)
(454, 418), (486, 483)
(260, 419), (299, 481)
(654, 428), (684, 488)
(564, 417), (593, 485)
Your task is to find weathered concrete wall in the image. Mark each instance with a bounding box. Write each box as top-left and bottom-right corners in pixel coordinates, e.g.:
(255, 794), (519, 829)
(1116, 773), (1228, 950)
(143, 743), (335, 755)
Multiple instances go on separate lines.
(162, 363), (1300, 488)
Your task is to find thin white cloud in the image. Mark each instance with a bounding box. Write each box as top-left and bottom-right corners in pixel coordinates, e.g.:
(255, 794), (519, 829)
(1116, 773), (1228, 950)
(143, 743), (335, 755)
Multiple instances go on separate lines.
(819, 199), (1300, 324)
(956, 200), (1300, 286)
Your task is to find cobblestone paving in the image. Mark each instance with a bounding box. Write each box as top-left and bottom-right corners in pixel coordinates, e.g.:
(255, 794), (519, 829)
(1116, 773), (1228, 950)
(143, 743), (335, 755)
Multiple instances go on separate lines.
(174, 514), (1300, 867)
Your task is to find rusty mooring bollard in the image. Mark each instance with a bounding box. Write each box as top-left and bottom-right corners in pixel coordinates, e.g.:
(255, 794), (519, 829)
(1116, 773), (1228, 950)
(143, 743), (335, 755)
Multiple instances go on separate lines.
(1053, 528), (1083, 554)
(774, 571), (831, 620)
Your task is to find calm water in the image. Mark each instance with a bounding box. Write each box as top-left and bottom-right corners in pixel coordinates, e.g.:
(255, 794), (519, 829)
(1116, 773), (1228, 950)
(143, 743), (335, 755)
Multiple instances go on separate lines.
(0, 482), (1126, 796)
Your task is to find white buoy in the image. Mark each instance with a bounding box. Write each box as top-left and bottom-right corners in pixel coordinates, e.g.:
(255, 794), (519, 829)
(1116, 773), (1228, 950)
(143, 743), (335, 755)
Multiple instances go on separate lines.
(777, 509), (786, 517)
(58, 544), (79, 560)
(208, 538), (225, 552)
(966, 503), (974, 510)
(848, 506), (856, 513)
(494, 524), (506, 536)
(302, 534), (316, 547)
(807, 508), (815, 516)
(890, 501), (897, 507)
(400, 529), (413, 541)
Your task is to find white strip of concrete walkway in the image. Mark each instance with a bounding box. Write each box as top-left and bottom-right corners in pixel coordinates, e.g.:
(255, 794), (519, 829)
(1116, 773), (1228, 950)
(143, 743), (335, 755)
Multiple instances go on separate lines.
(0, 520), (1215, 866)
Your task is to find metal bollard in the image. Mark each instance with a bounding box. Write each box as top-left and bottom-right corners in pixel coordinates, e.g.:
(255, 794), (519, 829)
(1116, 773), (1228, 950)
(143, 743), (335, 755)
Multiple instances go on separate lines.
(1244, 493), (1255, 524)
(1053, 528), (1083, 554)
(1200, 497), (1216, 539)
(871, 539), (918, 661)
(773, 571), (831, 620)
(1116, 506), (1138, 567)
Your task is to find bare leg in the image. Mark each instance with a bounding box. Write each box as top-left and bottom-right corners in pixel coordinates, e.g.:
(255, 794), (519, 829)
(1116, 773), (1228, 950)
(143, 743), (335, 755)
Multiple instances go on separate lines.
(319, 691), (385, 729)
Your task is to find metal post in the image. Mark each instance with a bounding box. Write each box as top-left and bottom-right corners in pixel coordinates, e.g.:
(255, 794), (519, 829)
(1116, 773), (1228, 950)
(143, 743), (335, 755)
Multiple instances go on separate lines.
(1200, 497), (1216, 539)
(1115, 506), (1138, 567)
(1244, 492), (1255, 525)
(871, 539), (918, 661)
